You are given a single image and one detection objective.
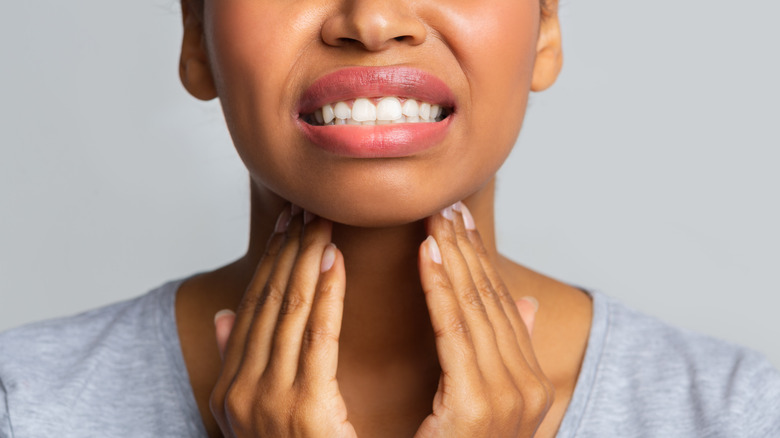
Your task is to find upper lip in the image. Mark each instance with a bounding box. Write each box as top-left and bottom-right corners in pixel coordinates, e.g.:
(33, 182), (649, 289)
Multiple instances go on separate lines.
(296, 66), (457, 116)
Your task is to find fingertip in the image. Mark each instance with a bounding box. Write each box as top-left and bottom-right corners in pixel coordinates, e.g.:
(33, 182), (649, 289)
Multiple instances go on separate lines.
(213, 309), (236, 360)
(424, 235), (442, 265)
(460, 203), (476, 231)
(518, 296), (539, 313)
(213, 309), (236, 326)
(320, 243), (338, 272)
(516, 296), (539, 337)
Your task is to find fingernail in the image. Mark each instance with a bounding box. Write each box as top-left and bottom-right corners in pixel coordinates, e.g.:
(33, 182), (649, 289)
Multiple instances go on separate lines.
(519, 296), (539, 313)
(441, 207), (454, 220)
(290, 204), (303, 216)
(274, 205), (292, 233)
(426, 236), (442, 264)
(461, 204), (476, 230)
(321, 243), (337, 272)
(213, 309), (235, 326)
(303, 210), (316, 224)
(452, 201), (463, 212)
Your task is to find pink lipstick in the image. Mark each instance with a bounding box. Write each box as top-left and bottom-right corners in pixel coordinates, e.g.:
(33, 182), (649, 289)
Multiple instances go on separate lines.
(296, 67), (456, 158)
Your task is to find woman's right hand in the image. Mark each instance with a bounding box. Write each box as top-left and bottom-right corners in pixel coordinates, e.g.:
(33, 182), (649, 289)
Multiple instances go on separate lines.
(209, 205), (357, 438)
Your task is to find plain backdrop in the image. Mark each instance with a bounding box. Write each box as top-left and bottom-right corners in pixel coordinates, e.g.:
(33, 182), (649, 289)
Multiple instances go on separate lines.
(1, 0), (778, 367)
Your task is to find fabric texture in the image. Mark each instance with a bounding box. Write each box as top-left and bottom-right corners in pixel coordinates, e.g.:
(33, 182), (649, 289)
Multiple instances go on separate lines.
(1, 278), (779, 437)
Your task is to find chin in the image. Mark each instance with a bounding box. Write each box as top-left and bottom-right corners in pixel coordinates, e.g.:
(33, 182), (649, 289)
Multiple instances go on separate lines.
(276, 184), (457, 228)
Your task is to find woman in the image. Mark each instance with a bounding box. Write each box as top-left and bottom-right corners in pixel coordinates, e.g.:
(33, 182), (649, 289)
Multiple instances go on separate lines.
(1, 0), (778, 436)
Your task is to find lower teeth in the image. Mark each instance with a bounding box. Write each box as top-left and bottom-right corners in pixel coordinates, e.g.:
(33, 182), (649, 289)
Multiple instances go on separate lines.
(308, 113), (448, 126)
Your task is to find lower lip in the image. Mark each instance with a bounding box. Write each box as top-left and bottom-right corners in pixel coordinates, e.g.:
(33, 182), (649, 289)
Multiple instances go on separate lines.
(298, 117), (452, 158)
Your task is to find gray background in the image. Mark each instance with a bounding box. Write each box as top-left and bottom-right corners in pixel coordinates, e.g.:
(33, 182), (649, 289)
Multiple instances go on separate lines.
(1, 0), (778, 367)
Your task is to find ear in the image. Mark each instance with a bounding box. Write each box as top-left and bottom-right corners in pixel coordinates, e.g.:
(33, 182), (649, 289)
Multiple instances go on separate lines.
(531, 3), (563, 92)
(179, 0), (217, 100)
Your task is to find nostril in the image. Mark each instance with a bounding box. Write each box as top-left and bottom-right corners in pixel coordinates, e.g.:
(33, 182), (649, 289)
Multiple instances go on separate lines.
(336, 37), (361, 47)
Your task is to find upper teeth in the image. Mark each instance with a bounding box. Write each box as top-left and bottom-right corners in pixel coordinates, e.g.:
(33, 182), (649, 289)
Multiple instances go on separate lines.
(311, 97), (445, 125)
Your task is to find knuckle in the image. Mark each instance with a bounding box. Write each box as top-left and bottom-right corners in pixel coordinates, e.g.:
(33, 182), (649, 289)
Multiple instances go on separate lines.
(223, 385), (251, 423)
(236, 292), (262, 315)
(435, 313), (471, 339)
(458, 286), (485, 312)
(522, 380), (552, 416)
(279, 292), (309, 315)
(473, 277), (497, 300)
(302, 324), (340, 349)
(494, 385), (522, 418)
(459, 395), (491, 427)
(260, 283), (286, 308)
(494, 284), (514, 306)
(208, 385), (227, 420)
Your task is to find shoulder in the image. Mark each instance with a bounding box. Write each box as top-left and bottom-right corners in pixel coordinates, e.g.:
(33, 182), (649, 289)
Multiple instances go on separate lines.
(560, 290), (780, 437)
(0, 280), (175, 379)
(0, 278), (205, 437)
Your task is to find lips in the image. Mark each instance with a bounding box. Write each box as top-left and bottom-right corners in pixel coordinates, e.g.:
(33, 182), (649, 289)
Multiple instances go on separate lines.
(296, 67), (456, 158)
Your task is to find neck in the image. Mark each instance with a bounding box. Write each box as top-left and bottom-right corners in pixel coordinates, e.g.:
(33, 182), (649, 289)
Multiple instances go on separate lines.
(231, 180), (499, 368)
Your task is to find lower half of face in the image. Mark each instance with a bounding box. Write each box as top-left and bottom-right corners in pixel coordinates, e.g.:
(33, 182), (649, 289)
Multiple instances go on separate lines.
(206, 0), (541, 226)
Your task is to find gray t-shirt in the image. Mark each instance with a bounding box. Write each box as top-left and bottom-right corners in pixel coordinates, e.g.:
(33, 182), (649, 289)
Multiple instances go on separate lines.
(1, 278), (779, 437)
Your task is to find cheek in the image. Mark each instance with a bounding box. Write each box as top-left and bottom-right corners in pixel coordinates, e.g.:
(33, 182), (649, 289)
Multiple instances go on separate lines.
(434, 0), (540, 189)
(205, 0), (324, 184)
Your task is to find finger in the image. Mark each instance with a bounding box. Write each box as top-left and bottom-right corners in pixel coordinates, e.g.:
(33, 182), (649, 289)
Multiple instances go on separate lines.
(447, 202), (534, 379)
(218, 205), (290, 378)
(297, 243), (346, 386)
(239, 207), (307, 376)
(214, 309), (236, 361)
(458, 203), (546, 376)
(418, 235), (481, 396)
(263, 214), (334, 383)
(515, 297), (539, 338)
(210, 205), (291, 426)
(426, 207), (506, 378)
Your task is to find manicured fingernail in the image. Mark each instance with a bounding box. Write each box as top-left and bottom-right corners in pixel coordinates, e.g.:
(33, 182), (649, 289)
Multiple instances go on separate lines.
(426, 236), (442, 264)
(291, 204), (303, 216)
(519, 296), (539, 313)
(321, 243), (337, 272)
(461, 203), (476, 230)
(274, 205), (292, 233)
(213, 309), (235, 326)
(452, 201), (463, 212)
(303, 210), (316, 224)
(441, 207), (454, 220)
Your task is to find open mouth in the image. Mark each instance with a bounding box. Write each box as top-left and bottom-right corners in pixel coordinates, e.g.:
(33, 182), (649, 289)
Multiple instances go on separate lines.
(301, 96), (453, 126)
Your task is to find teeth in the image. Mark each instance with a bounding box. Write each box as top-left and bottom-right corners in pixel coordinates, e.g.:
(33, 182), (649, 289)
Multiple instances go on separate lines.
(322, 104), (335, 124)
(376, 97), (402, 121)
(309, 97), (448, 126)
(402, 99), (419, 117)
(419, 102), (431, 121)
(431, 105), (441, 120)
(334, 102), (351, 120)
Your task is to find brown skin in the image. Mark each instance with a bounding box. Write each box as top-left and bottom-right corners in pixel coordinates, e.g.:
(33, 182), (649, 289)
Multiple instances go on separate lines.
(175, 0), (591, 436)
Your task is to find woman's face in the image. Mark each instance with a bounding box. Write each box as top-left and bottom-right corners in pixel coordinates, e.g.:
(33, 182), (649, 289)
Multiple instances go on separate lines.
(183, 0), (561, 226)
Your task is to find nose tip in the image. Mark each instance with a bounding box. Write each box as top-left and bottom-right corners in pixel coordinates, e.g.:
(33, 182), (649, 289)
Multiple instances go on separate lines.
(321, 1), (427, 51)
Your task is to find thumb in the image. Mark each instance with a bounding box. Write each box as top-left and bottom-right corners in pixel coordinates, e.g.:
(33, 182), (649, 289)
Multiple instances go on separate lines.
(213, 309), (236, 361)
(515, 296), (539, 338)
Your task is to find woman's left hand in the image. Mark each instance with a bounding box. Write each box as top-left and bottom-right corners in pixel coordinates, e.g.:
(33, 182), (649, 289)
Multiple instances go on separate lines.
(414, 202), (554, 438)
